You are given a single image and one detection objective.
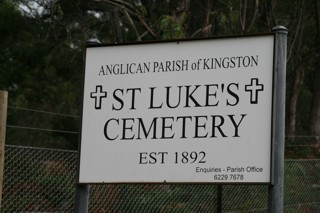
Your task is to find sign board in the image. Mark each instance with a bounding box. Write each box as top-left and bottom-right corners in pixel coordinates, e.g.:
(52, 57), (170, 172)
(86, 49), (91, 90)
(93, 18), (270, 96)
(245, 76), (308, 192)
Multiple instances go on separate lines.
(79, 34), (275, 184)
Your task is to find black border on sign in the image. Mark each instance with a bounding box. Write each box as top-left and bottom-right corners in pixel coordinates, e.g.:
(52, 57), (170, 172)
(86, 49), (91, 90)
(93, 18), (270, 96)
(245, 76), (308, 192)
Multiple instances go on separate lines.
(77, 33), (276, 185)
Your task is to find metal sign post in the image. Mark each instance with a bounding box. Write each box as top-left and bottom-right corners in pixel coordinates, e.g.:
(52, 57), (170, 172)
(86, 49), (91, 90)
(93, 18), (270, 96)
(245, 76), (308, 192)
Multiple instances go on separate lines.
(0, 90), (8, 208)
(75, 38), (102, 213)
(268, 26), (288, 212)
(74, 184), (89, 213)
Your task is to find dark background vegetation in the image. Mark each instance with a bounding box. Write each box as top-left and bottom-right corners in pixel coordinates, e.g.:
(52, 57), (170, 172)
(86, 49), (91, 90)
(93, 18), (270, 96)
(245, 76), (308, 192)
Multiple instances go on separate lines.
(1, 0), (319, 155)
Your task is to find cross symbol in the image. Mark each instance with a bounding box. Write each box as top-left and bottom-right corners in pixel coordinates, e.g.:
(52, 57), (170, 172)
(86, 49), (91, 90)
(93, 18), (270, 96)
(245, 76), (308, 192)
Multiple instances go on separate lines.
(245, 78), (264, 104)
(90, 85), (107, 109)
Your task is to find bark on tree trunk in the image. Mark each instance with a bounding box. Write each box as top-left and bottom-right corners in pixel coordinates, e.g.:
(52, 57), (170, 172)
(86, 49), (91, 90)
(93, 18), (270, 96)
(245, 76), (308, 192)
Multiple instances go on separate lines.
(112, 8), (123, 43)
(202, 0), (213, 37)
(310, 64), (320, 152)
(310, 0), (320, 152)
(310, 68), (320, 136)
(285, 2), (305, 137)
(287, 67), (304, 136)
(240, 0), (259, 33)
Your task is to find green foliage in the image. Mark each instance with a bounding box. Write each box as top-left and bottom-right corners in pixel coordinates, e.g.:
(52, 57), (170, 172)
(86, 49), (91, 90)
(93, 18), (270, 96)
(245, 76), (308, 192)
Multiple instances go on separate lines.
(0, 0), (83, 149)
(284, 161), (320, 210)
(158, 13), (187, 39)
(0, 0), (319, 150)
(107, 184), (217, 212)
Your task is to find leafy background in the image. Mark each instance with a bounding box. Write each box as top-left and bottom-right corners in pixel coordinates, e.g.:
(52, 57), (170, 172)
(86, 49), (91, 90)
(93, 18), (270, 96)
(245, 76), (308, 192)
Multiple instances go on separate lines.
(0, 0), (319, 155)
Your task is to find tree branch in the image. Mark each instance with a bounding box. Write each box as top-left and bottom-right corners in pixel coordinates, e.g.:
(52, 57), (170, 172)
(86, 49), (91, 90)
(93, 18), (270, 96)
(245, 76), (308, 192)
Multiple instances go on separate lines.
(94, 0), (158, 38)
(246, 0), (259, 32)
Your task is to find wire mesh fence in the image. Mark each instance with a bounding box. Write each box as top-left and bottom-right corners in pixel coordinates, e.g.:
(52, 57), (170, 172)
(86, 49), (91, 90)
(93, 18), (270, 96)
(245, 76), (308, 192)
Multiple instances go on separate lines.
(2, 145), (77, 212)
(2, 141), (320, 212)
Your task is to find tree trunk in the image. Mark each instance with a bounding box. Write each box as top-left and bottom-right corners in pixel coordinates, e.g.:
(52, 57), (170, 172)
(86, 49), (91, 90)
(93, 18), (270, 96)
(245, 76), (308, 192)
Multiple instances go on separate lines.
(202, 0), (213, 37)
(310, 62), (320, 152)
(287, 67), (304, 136)
(310, 68), (320, 136)
(186, 1), (203, 38)
(285, 1), (305, 137)
(310, 0), (320, 152)
(112, 8), (123, 43)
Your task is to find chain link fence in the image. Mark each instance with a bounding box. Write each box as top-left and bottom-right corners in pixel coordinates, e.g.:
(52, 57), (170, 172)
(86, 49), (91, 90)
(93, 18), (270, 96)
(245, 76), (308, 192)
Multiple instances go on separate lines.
(2, 138), (320, 212)
(2, 145), (77, 212)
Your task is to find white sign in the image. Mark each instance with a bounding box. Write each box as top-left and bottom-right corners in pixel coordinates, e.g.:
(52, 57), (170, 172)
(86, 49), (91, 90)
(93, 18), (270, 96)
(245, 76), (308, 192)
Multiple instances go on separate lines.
(79, 34), (275, 183)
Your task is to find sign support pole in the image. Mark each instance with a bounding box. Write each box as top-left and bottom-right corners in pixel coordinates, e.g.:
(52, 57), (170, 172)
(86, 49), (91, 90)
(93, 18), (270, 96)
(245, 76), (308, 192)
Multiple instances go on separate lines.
(0, 90), (8, 208)
(75, 38), (101, 213)
(74, 184), (89, 213)
(268, 25), (288, 212)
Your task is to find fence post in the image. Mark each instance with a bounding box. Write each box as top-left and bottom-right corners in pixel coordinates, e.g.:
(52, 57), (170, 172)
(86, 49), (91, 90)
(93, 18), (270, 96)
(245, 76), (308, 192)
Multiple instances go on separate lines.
(0, 90), (8, 208)
(268, 26), (288, 212)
